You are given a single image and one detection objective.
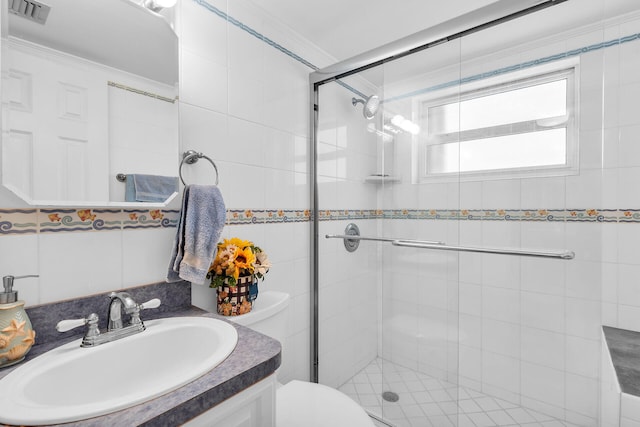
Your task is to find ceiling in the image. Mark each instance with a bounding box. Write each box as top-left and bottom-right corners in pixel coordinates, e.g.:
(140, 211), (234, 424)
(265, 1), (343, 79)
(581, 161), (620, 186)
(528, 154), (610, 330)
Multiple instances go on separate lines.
(252, 0), (497, 61)
(250, 0), (640, 65)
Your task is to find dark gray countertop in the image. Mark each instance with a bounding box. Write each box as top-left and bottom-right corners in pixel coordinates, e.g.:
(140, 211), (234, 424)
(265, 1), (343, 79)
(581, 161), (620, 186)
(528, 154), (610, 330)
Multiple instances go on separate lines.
(603, 326), (640, 396)
(0, 282), (281, 427)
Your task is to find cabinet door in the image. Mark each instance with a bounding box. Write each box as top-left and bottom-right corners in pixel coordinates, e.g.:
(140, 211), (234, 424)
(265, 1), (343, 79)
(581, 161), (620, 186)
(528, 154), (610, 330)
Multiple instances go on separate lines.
(183, 375), (275, 427)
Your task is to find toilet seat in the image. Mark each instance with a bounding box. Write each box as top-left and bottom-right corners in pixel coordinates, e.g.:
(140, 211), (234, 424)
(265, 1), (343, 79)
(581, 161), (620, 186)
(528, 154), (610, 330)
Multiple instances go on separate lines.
(276, 380), (375, 427)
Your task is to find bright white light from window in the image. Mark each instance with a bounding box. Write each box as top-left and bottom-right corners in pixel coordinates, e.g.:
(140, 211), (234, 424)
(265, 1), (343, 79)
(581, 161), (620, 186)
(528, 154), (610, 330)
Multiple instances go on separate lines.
(427, 128), (567, 174)
(390, 115), (421, 135)
(153, 0), (177, 7)
(428, 79), (567, 135)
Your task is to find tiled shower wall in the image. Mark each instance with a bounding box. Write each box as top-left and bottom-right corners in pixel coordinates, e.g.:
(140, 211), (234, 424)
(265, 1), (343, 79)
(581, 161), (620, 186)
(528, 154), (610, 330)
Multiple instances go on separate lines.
(376, 11), (640, 427)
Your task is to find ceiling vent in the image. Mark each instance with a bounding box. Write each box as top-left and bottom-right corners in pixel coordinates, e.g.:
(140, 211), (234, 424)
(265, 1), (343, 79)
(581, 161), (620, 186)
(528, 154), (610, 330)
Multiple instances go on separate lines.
(8, 0), (50, 25)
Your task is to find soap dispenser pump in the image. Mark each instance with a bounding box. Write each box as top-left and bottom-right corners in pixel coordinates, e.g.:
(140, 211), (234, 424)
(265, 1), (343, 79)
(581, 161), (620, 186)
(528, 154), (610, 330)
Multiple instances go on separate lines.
(0, 275), (38, 368)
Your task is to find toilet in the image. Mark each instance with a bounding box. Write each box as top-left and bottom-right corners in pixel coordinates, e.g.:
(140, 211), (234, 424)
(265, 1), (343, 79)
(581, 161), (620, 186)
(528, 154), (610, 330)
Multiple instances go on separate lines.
(228, 291), (375, 427)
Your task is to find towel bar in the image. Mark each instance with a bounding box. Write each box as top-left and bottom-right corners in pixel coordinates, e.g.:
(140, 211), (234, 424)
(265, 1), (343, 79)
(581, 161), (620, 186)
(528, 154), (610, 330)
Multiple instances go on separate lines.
(179, 150), (219, 186)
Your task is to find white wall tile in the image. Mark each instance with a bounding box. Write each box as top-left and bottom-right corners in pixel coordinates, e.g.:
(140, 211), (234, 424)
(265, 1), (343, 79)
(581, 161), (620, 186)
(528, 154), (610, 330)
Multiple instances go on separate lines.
(224, 117), (266, 167)
(618, 82), (640, 127)
(482, 179), (521, 210)
(520, 176), (566, 210)
(618, 264), (640, 307)
(565, 374), (600, 418)
(215, 162), (266, 209)
(618, 125), (640, 168)
(482, 351), (520, 396)
(521, 362), (565, 409)
(482, 286), (520, 323)
(580, 128), (606, 171)
(178, 104), (228, 184)
(618, 224), (640, 265)
(566, 260), (601, 301)
(521, 327), (565, 371)
(618, 167), (640, 209)
(521, 291), (565, 333)
(38, 231), (123, 303)
(122, 228), (176, 287)
(521, 257), (566, 296)
(483, 319), (520, 358)
(565, 335), (600, 379)
(618, 305), (640, 332)
(565, 298), (601, 340)
(180, 49), (228, 114)
(178, 0), (227, 66)
(482, 254), (520, 290)
(0, 234), (39, 306)
(565, 222), (603, 263)
(459, 345), (482, 384)
(460, 181), (483, 209)
(565, 169), (603, 208)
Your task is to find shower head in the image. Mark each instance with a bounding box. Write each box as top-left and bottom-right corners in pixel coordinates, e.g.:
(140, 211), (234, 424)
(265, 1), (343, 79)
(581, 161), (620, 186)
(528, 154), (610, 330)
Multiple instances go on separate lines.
(352, 95), (380, 120)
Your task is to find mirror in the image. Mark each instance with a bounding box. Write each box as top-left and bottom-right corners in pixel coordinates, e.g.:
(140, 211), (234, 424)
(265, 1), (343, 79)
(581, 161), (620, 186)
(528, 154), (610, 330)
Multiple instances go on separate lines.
(1, 0), (179, 206)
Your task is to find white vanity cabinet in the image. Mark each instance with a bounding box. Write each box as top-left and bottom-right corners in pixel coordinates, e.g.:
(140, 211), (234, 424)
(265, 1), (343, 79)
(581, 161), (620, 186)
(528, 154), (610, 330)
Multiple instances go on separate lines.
(183, 375), (276, 427)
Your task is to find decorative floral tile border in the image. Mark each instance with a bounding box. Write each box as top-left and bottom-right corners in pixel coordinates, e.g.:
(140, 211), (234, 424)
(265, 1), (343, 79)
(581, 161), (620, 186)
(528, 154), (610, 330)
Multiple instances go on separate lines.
(226, 209), (311, 225)
(40, 208), (124, 233)
(311, 208), (636, 224)
(0, 208), (182, 235)
(0, 207), (639, 235)
(0, 209), (38, 234)
(122, 209), (180, 230)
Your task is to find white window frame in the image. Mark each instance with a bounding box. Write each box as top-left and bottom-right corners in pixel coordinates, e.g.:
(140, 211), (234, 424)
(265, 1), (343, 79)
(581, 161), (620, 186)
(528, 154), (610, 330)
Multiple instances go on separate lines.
(412, 57), (580, 183)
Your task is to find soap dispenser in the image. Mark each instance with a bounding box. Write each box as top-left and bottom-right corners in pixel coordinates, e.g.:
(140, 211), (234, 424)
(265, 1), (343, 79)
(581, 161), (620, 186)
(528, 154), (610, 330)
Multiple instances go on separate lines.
(0, 275), (38, 368)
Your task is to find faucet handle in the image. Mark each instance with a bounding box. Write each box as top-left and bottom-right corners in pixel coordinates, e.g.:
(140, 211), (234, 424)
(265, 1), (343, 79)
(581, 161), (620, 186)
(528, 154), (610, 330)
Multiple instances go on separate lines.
(130, 298), (161, 326)
(56, 313), (99, 334)
(140, 298), (161, 310)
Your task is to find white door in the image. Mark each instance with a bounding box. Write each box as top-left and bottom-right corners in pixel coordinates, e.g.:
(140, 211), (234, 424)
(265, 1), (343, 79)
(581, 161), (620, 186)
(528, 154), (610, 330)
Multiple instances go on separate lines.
(3, 41), (109, 204)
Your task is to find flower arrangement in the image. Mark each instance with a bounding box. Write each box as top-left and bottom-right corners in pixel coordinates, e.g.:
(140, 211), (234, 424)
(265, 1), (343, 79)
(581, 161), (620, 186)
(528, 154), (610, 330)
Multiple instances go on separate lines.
(207, 237), (270, 288)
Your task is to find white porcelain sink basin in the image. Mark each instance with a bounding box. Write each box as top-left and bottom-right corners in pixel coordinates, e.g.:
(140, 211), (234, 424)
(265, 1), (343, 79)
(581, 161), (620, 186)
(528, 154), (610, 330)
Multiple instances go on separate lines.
(0, 316), (238, 425)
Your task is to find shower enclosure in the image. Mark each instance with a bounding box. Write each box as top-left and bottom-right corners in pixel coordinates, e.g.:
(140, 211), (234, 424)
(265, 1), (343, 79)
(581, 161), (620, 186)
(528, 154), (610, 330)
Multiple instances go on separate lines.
(310, 0), (626, 425)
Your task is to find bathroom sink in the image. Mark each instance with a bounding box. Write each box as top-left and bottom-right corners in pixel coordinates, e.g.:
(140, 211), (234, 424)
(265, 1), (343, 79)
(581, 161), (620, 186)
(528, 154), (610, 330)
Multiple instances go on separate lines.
(0, 316), (238, 425)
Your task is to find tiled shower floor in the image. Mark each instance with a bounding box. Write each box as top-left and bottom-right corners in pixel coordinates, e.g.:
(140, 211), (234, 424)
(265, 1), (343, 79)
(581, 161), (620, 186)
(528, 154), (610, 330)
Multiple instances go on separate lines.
(338, 358), (580, 427)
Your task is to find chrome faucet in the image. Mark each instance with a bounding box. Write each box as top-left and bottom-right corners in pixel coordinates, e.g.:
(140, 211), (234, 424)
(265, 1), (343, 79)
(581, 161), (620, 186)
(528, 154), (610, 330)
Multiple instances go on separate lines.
(108, 292), (138, 331)
(56, 292), (161, 348)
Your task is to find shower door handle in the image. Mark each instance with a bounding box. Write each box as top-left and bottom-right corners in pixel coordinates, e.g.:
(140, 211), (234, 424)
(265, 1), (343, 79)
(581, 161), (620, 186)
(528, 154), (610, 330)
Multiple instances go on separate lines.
(391, 240), (575, 260)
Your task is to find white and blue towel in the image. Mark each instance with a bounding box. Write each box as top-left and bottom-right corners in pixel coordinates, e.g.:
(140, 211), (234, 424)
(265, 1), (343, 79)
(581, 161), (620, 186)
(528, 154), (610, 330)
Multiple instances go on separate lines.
(167, 185), (226, 284)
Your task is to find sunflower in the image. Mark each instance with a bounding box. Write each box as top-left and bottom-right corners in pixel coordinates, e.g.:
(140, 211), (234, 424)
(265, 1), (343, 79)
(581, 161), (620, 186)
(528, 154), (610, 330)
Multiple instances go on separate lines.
(234, 247), (256, 275)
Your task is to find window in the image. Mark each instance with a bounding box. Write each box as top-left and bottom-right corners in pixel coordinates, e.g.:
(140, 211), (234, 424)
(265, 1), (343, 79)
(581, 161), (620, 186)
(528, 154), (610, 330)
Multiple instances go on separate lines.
(414, 59), (578, 181)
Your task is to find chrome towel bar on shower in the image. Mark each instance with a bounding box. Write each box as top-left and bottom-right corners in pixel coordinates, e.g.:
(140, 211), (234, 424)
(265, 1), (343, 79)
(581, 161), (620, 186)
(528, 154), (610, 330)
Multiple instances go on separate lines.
(391, 240), (575, 260)
(325, 234), (444, 245)
(325, 223), (574, 260)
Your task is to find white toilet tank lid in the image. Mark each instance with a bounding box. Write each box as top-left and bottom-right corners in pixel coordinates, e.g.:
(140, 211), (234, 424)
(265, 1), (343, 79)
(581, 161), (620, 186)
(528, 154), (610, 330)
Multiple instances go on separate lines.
(276, 380), (375, 427)
(226, 291), (290, 326)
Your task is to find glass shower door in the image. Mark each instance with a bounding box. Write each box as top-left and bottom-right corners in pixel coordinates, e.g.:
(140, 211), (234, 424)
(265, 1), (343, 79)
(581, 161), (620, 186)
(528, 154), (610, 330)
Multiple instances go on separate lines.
(314, 4), (601, 426)
(314, 36), (464, 426)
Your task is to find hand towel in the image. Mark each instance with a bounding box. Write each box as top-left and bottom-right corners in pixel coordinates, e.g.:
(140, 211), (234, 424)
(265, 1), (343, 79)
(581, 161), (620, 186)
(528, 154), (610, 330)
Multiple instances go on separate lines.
(166, 185), (226, 284)
(125, 174), (179, 203)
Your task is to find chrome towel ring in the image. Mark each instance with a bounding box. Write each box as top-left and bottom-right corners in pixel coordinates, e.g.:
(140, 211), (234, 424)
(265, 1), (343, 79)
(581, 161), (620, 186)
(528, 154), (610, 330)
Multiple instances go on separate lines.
(179, 150), (219, 186)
